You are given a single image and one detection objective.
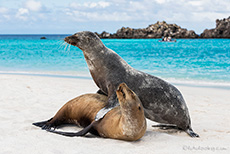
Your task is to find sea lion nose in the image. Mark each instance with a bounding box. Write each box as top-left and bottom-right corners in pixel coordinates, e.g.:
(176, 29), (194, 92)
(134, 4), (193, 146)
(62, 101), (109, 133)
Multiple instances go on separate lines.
(117, 85), (122, 92)
(117, 84), (127, 99)
(118, 83), (127, 89)
(64, 37), (67, 42)
(64, 36), (71, 42)
(64, 35), (79, 45)
(117, 83), (126, 91)
(64, 35), (74, 41)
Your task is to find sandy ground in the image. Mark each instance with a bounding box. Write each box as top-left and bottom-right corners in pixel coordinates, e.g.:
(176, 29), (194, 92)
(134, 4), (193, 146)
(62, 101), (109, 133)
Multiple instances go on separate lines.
(0, 74), (229, 154)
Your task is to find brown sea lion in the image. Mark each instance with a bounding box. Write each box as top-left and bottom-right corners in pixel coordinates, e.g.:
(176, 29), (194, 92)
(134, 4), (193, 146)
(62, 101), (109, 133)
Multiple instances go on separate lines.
(64, 31), (199, 137)
(33, 83), (146, 141)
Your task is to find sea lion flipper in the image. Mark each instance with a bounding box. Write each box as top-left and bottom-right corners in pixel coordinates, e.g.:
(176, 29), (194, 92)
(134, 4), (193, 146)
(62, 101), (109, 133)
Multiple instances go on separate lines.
(33, 118), (53, 128)
(46, 121), (96, 137)
(186, 128), (199, 138)
(33, 118), (61, 131)
(95, 92), (119, 121)
(95, 108), (112, 121)
(152, 124), (199, 137)
(96, 89), (107, 96)
(152, 124), (181, 130)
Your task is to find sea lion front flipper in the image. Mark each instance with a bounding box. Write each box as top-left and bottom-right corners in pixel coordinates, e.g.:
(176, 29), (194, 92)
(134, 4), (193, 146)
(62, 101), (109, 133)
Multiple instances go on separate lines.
(95, 107), (113, 121)
(95, 93), (119, 121)
(46, 121), (96, 137)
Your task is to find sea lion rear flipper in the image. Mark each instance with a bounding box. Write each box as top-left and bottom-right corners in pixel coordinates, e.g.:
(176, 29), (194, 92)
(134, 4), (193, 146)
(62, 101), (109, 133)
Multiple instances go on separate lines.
(152, 124), (199, 138)
(185, 128), (199, 138)
(152, 124), (181, 130)
(33, 117), (62, 130)
(46, 121), (96, 137)
(33, 118), (53, 128)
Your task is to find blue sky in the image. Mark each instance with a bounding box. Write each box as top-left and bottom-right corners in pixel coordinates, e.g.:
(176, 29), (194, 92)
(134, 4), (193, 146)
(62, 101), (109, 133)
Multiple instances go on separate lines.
(0, 0), (229, 34)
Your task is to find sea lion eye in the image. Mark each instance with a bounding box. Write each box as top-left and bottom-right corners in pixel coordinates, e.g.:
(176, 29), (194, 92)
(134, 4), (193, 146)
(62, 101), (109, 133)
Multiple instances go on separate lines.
(138, 106), (141, 110)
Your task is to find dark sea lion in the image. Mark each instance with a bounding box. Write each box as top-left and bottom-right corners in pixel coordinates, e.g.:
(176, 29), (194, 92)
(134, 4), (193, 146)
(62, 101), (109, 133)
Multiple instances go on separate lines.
(64, 31), (199, 137)
(33, 83), (147, 141)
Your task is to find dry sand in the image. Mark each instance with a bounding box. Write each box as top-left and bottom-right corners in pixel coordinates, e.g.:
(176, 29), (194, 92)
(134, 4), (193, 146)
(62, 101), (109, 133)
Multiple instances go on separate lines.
(0, 74), (229, 154)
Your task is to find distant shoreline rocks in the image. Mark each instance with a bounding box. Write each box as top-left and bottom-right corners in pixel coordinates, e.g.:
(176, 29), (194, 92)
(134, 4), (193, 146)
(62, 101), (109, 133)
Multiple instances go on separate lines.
(200, 17), (230, 38)
(96, 17), (230, 39)
(96, 21), (198, 39)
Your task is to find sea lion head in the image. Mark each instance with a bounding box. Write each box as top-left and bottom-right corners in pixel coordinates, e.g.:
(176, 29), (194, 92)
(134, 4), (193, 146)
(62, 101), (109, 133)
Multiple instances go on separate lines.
(116, 83), (146, 140)
(116, 83), (145, 116)
(64, 31), (105, 52)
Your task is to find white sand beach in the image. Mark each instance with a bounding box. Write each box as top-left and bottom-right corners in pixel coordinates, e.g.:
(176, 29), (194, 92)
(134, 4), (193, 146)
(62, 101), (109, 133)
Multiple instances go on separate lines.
(0, 74), (229, 154)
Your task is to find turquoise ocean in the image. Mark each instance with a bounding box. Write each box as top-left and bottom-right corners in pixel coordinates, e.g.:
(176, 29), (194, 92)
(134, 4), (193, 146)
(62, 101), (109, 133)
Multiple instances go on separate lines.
(0, 35), (230, 87)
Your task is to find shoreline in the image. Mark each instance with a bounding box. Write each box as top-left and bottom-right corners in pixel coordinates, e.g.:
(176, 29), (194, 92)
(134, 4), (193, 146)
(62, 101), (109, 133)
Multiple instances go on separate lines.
(0, 73), (229, 153)
(1, 71), (230, 90)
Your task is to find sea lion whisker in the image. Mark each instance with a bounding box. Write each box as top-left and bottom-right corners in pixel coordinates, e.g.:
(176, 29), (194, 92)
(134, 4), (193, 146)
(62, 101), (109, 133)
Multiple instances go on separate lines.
(57, 41), (67, 50)
(58, 40), (65, 46)
(64, 43), (68, 51)
(67, 44), (71, 53)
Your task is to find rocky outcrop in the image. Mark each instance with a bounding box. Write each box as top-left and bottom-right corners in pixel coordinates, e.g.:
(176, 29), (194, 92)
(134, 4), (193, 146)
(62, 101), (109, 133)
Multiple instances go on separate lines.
(97, 21), (198, 39)
(200, 17), (230, 38)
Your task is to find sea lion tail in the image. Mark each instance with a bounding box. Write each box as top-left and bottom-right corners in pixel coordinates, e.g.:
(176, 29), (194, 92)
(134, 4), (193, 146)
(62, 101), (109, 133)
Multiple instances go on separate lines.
(46, 121), (95, 137)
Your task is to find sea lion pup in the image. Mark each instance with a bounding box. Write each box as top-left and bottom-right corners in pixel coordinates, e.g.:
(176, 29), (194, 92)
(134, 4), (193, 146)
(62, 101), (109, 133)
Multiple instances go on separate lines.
(33, 83), (147, 141)
(64, 31), (199, 137)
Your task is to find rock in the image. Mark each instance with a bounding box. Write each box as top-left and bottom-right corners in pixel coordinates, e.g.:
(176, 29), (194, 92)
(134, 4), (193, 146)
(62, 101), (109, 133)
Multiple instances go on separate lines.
(200, 16), (230, 38)
(97, 21), (199, 39)
(40, 37), (46, 39)
(100, 31), (111, 38)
